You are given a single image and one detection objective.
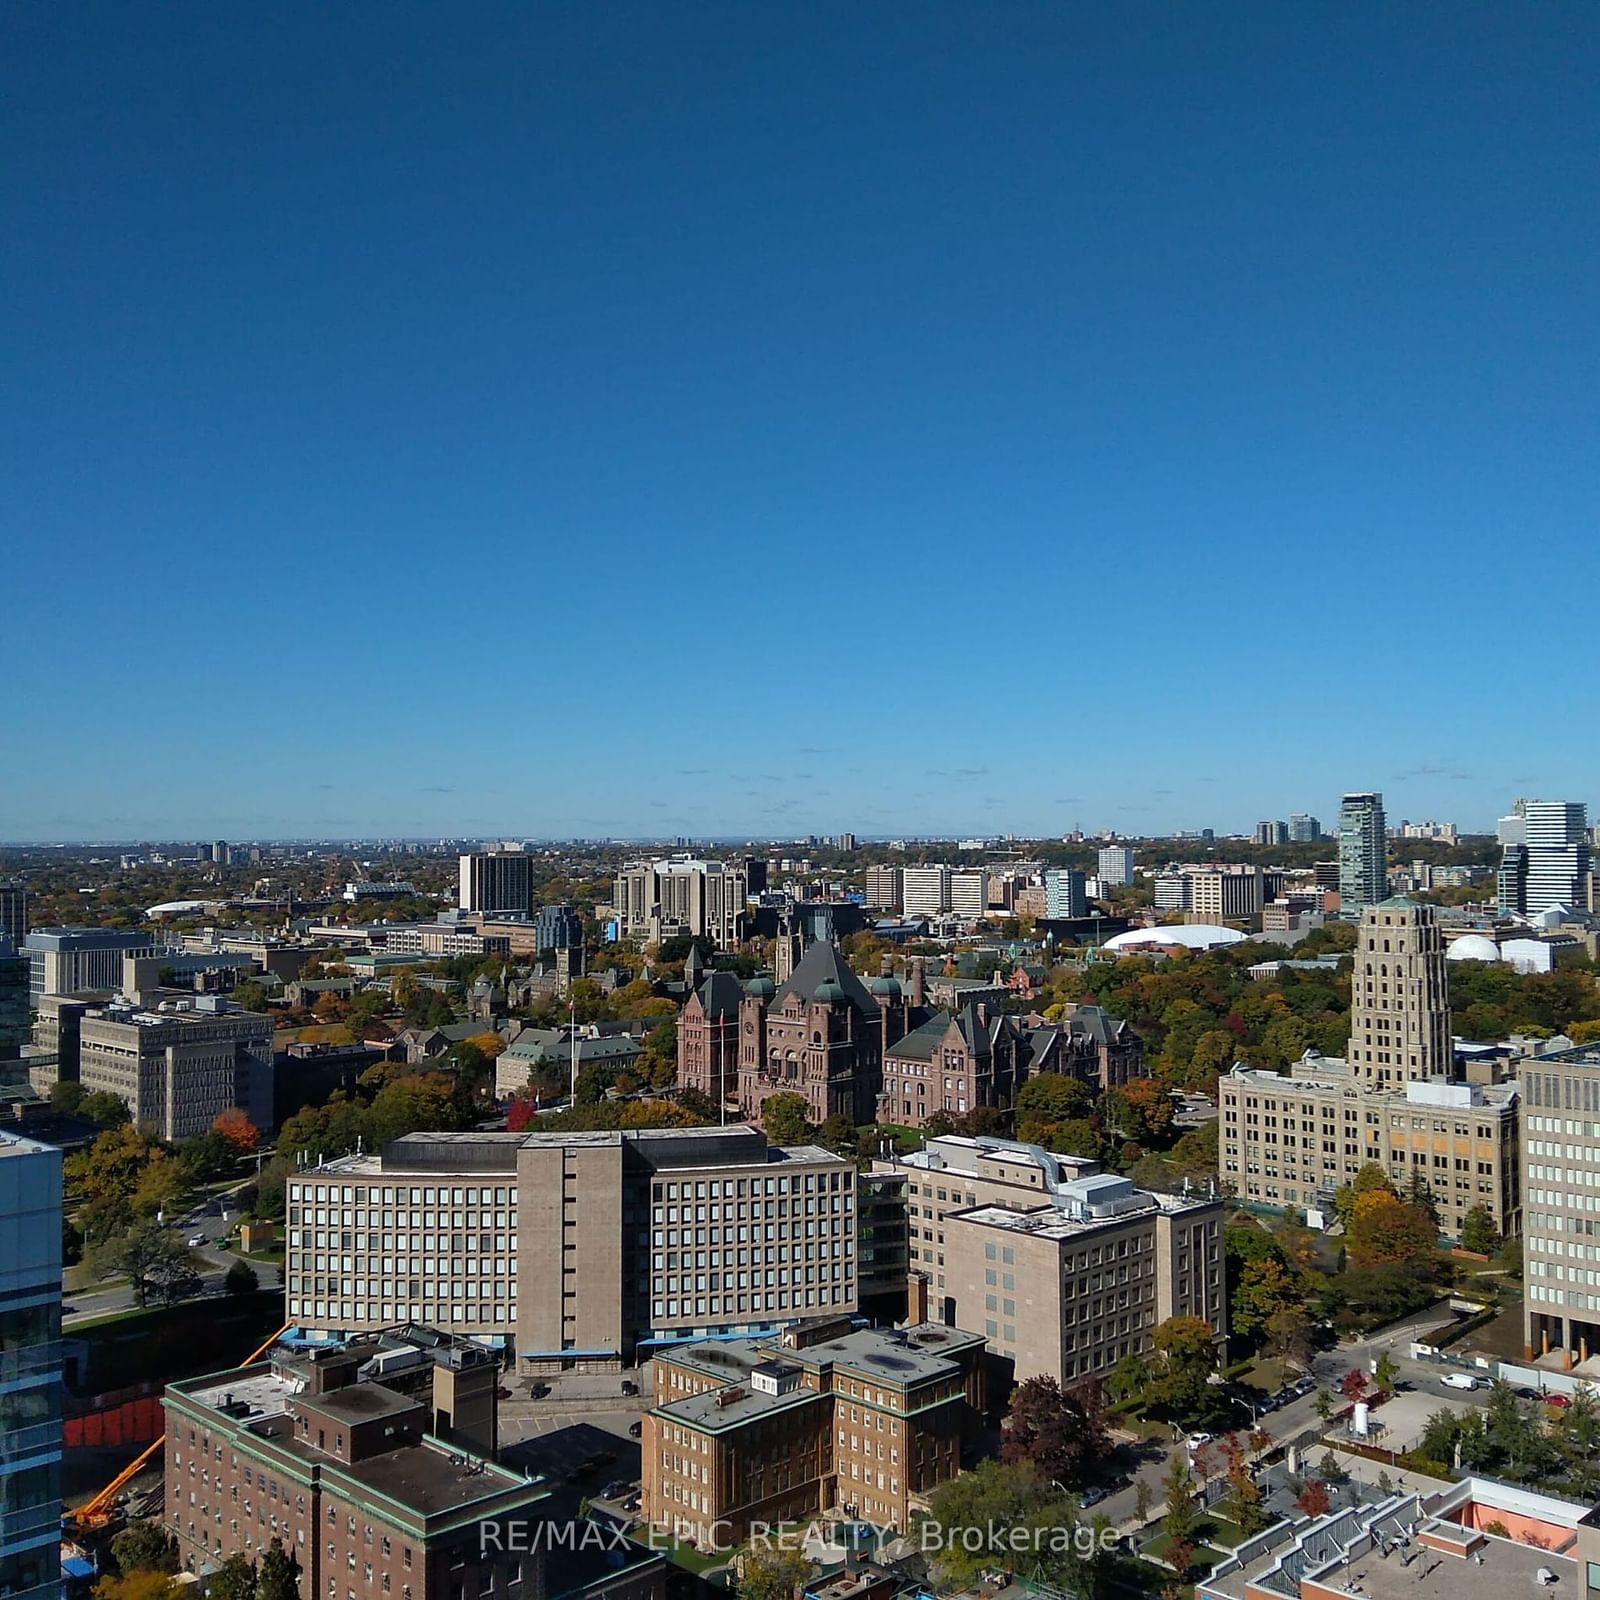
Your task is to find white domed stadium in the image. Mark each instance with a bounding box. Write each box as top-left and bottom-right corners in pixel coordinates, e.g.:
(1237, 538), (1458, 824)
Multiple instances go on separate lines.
(1446, 933), (1501, 963)
(1102, 924), (1248, 953)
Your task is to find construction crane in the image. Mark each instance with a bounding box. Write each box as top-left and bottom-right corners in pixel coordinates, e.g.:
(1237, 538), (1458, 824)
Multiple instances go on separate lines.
(69, 1320), (291, 1532)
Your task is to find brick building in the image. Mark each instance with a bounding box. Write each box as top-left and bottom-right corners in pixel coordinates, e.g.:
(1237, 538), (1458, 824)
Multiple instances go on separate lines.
(641, 1317), (985, 1550)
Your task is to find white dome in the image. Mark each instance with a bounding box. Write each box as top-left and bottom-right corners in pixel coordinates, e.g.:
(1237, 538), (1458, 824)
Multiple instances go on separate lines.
(1447, 934), (1500, 963)
(145, 899), (211, 917)
(1103, 924), (1248, 953)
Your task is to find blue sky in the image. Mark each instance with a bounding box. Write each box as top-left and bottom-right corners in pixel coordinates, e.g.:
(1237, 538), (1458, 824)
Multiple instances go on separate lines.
(3, 2), (1596, 842)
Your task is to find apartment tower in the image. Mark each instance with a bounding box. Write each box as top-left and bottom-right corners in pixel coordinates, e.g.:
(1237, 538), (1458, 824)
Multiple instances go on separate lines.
(1337, 791), (1387, 914)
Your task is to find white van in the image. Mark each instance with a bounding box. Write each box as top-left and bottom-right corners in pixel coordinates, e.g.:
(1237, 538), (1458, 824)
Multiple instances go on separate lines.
(1442, 1372), (1481, 1390)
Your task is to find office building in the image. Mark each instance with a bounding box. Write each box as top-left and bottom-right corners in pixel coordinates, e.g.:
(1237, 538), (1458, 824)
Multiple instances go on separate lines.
(900, 866), (952, 918)
(1220, 900), (1518, 1239)
(0, 940), (28, 1070)
(1522, 1045), (1600, 1363)
(948, 870), (989, 919)
(642, 1318), (985, 1550)
(1153, 872), (1191, 912)
(1044, 868), (1087, 920)
(863, 865), (902, 912)
(342, 880), (419, 902)
(0, 1131), (64, 1600)
(23, 928), (155, 999)
(1522, 801), (1591, 916)
(612, 858), (747, 948)
(532, 901), (582, 952)
(383, 924), (512, 958)
(1288, 814), (1320, 842)
(0, 886), (27, 950)
(163, 1340), (552, 1600)
(458, 847), (533, 916)
(77, 994), (273, 1140)
(870, 1136), (1221, 1389)
(1254, 820), (1288, 846)
(1337, 791), (1387, 914)
(1188, 867), (1264, 924)
(1097, 846), (1135, 887)
(835, 833), (857, 852)
(286, 1125), (857, 1373)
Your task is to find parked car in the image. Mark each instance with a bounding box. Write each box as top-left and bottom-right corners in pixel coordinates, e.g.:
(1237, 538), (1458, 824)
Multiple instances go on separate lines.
(621, 1494), (640, 1513)
(1546, 1392), (1573, 1408)
(186, 1234), (207, 1247)
(528, 1383), (551, 1399)
(628, 1420), (643, 1438)
(1185, 1432), (1215, 1451)
(621, 1380), (639, 1396)
(1442, 1372), (1481, 1391)
(495, 1386), (512, 1399)
(600, 1479), (631, 1501)
(1081, 1486), (1108, 1507)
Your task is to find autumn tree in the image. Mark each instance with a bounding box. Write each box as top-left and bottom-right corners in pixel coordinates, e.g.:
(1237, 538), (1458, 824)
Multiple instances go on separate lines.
(761, 1093), (810, 1146)
(213, 1108), (260, 1153)
(1150, 1315), (1220, 1420)
(1000, 1376), (1109, 1489)
(1296, 1479), (1331, 1516)
(1348, 1188), (1439, 1274)
(1219, 1434), (1266, 1535)
(737, 1546), (812, 1600)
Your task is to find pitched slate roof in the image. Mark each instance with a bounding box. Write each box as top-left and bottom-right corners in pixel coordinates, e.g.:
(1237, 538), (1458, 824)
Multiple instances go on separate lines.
(1061, 1004), (1129, 1045)
(887, 1002), (1006, 1062)
(771, 939), (880, 1018)
(695, 970), (746, 1022)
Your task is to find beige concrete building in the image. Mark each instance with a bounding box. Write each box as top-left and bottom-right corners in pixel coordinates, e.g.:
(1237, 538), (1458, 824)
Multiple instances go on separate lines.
(1188, 867), (1264, 924)
(1219, 1056), (1520, 1239)
(871, 1135), (1223, 1388)
(642, 1317), (985, 1550)
(613, 858), (746, 948)
(1218, 897), (1518, 1241)
(1521, 1045), (1600, 1364)
(286, 1125), (857, 1374)
(77, 994), (273, 1140)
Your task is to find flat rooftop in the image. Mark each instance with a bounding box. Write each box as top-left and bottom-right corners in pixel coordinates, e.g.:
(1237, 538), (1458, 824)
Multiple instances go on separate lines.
(950, 1191), (1206, 1240)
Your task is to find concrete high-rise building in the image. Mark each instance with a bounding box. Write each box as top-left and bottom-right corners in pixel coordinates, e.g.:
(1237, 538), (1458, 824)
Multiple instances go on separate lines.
(1347, 896), (1451, 1086)
(835, 832), (857, 851)
(1337, 791), (1387, 914)
(532, 901), (582, 951)
(1523, 801), (1590, 915)
(286, 1125), (858, 1372)
(0, 885), (27, 949)
(901, 865), (952, 917)
(1255, 821), (1289, 846)
(1289, 814), (1321, 842)
(1522, 1046), (1600, 1363)
(0, 1131), (64, 1600)
(1097, 846), (1135, 887)
(458, 846), (533, 915)
(1188, 867), (1264, 924)
(871, 1137), (1223, 1390)
(210, 840), (229, 865)
(863, 864), (903, 911)
(22, 928), (156, 998)
(949, 869), (989, 919)
(1044, 868), (1087, 920)
(612, 858), (746, 947)
(77, 995), (273, 1140)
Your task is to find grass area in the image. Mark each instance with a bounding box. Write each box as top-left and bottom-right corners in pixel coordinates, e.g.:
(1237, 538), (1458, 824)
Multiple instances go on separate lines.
(1199, 1514), (1245, 1549)
(68, 1303), (165, 1332)
(655, 1535), (726, 1574)
(861, 1122), (922, 1152)
(1141, 1532), (1225, 1575)
(1237, 1355), (1297, 1393)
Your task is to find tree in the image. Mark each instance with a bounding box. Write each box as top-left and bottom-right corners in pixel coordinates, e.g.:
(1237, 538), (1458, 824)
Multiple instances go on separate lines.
(213, 1108), (260, 1153)
(131, 1155), (189, 1219)
(49, 1079), (87, 1113)
(1231, 1255), (1303, 1345)
(1459, 1203), (1501, 1255)
(817, 1111), (856, 1153)
(918, 1461), (1089, 1590)
(81, 1090), (132, 1126)
(89, 1220), (201, 1308)
(465, 1031), (507, 1060)
(225, 1259), (260, 1297)
(1000, 1376), (1109, 1490)
(1340, 1369), (1367, 1403)
(1161, 1451), (1199, 1549)
(1348, 1188), (1439, 1275)
(95, 1574), (182, 1600)
(256, 1540), (299, 1600)
(208, 1555), (257, 1600)
(1134, 1476), (1154, 1523)
(1150, 1315), (1219, 1420)
(1219, 1434), (1267, 1536)
(761, 1093), (810, 1147)
(737, 1547), (812, 1600)
(1313, 1388), (1334, 1422)
(1373, 1352), (1399, 1393)
(1109, 1351), (1152, 1406)
(1296, 1479), (1330, 1516)
(110, 1522), (177, 1576)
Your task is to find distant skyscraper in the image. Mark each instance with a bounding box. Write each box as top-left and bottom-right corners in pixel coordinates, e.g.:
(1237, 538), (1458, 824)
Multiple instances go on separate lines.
(1044, 868), (1087, 919)
(1289, 814), (1320, 842)
(1337, 792), (1387, 915)
(211, 839), (229, 864)
(0, 1131), (64, 1600)
(459, 847), (533, 915)
(835, 833), (857, 852)
(1522, 801), (1590, 915)
(533, 901), (583, 952)
(901, 866), (952, 917)
(0, 940), (27, 1067)
(0, 885), (26, 949)
(1254, 820), (1289, 846)
(1097, 846), (1135, 887)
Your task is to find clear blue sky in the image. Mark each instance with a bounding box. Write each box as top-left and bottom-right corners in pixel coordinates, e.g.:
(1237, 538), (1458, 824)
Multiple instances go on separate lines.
(4, 2), (1596, 842)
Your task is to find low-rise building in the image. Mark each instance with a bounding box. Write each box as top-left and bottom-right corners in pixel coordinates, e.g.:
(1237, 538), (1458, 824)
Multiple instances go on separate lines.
(642, 1318), (985, 1550)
